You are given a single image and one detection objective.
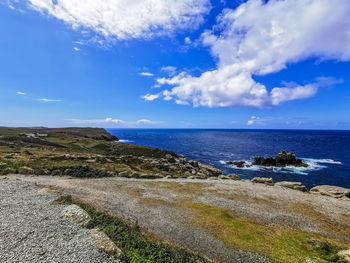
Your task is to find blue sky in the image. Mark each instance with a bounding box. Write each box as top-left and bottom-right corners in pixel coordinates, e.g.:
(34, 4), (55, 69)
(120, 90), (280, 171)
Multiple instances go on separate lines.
(0, 0), (349, 129)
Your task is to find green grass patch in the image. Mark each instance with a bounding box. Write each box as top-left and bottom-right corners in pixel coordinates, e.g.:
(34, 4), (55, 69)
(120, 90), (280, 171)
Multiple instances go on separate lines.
(185, 203), (347, 263)
(76, 202), (208, 263)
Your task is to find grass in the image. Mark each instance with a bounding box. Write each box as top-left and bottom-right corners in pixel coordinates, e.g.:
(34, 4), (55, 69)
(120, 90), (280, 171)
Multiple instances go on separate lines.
(76, 202), (209, 263)
(0, 127), (182, 177)
(184, 202), (347, 263)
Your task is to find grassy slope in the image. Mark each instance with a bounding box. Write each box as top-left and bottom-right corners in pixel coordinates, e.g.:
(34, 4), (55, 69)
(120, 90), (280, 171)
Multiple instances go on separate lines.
(0, 127), (177, 177)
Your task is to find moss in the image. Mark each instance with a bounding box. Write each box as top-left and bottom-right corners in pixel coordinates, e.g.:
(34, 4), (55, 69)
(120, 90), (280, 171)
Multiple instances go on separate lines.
(76, 202), (208, 263)
(184, 203), (347, 263)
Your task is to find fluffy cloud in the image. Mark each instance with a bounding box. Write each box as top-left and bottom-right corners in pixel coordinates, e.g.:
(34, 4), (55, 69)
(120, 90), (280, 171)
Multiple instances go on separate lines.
(24, 0), (211, 40)
(142, 93), (160, 101)
(151, 0), (350, 107)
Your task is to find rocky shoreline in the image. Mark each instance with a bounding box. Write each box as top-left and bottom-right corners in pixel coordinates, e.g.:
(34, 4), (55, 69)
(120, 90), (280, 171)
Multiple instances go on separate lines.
(226, 150), (308, 168)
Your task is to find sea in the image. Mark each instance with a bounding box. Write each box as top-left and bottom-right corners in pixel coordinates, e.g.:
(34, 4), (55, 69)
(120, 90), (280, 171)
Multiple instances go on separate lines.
(107, 129), (350, 189)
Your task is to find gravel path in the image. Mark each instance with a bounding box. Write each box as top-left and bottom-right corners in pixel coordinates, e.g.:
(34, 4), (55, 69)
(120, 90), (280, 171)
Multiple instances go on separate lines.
(5, 175), (350, 263)
(0, 177), (121, 263)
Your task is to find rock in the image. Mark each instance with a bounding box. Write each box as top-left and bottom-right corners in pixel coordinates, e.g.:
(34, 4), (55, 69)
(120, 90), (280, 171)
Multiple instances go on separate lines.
(251, 177), (274, 185)
(226, 174), (240, 180)
(165, 154), (176, 163)
(90, 228), (124, 258)
(139, 173), (164, 179)
(118, 171), (129, 177)
(184, 171), (192, 177)
(310, 185), (350, 200)
(253, 150), (308, 167)
(208, 177), (218, 180)
(189, 160), (199, 167)
(228, 161), (246, 168)
(198, 163), (222, 177)
(35, 168), (51, 175)
(62, 204), (91, 227)
(338, 249), (350, 262)
(51, 169), (62, 176)
(275, 181), (307, 192)
(18, 166), (35, 175)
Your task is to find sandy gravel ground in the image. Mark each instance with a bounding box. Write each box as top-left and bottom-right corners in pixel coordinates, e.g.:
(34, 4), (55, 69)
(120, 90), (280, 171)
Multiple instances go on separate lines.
(0, 177), (121, 263)
(4, 175), (350, 263)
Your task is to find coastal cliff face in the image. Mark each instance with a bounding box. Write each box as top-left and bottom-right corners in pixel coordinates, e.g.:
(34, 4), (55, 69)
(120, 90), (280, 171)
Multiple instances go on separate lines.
(0, 127), (222, 179)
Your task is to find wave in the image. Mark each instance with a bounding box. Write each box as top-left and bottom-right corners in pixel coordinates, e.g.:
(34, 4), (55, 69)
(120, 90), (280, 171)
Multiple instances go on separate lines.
(220, 158), (342, 175)
(118, 139), (134, 143)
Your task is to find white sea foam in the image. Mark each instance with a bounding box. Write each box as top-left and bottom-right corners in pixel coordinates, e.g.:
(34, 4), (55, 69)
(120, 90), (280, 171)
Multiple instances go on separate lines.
(118, 139), (133, 143)
(221, 158), (342, 175)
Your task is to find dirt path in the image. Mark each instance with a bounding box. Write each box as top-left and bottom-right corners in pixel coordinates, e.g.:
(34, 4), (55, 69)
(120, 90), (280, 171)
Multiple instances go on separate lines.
(9, 175), (350, 263)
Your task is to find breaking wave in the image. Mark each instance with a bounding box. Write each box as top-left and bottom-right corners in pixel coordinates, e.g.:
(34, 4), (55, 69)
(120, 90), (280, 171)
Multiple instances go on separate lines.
(118, 139), (134, 143)
(220, 158), (342, 175)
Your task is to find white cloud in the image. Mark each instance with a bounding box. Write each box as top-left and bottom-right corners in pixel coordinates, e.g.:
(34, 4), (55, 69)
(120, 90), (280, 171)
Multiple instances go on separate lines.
(73, 47), (80, 51)
(67, 117), (124, 125)
(184, 37), (191, 44)
(23, 0), (211, 40)
(139, 72), (154, 77)
(66, 117), (160, 127)
(16, 91), (25, 95)
(136, 119), (158, 124)
(142, 93), (160, 101)
(161, 66), (177, 76)
(247, 116), (273, 126)
(38, 98), (62, 102)
(152, 0), (350, 108)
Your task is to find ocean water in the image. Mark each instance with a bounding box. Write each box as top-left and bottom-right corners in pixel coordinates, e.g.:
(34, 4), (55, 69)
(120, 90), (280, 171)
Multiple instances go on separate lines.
(108, 129), (350, 189)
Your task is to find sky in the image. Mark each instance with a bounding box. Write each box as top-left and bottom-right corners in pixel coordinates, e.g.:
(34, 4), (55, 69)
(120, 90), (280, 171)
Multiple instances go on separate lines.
(0, 0), (350, 129)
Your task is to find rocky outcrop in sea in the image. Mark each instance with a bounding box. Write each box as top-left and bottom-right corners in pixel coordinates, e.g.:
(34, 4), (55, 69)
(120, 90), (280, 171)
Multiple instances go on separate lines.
(226, 150), (308, 168)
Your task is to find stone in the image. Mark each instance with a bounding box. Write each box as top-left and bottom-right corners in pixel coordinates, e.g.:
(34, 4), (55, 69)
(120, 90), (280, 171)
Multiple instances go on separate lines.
(252, 150), (308, 167)
(232, 161), (246, 168)
(139, 173), (164, 179)
(51, 169), (62, 176)
(251, 177), (274, 185)
(18, 166), (35, 175)
(62, 204), (91, 227)
(198, 163), (222, 177)
(310, 185), (350, 200)
(338, 249), (350, 262)
(189, 160), (199, 167)
(90, 228), (124, 258)
(226, 174), (240, 180)
(275, 181), (308, 192)
(118, 171), (129, 177)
